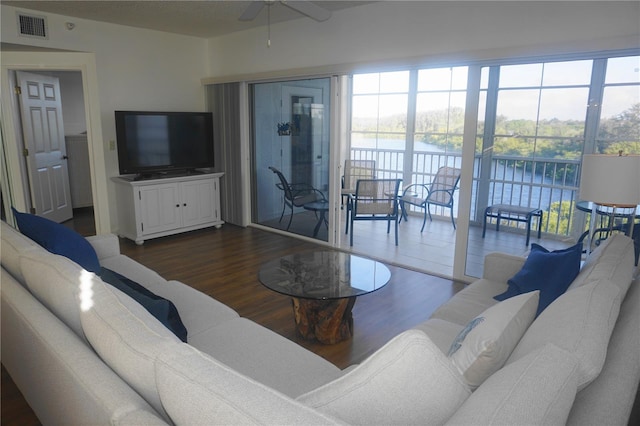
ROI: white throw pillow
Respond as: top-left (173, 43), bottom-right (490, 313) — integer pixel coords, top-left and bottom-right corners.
top-left (447, 291), bottom-right (539, 390)
top-left (297, 329), bottom-right (471, 425)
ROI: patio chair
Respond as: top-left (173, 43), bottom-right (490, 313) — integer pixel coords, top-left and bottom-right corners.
top-left (341, 159), bottom-right (376, 200)
top-left (342, 159), bottom-right (376, 233)
top-left (399, 166), bottom-right (462, 231)
top-left (349, 178), bottom-right (402, 246)
top-left (269, 166), bottom-right (325, 231)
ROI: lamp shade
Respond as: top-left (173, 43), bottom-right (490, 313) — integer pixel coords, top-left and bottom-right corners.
top-left (579, 154), bottom-right (640, 206)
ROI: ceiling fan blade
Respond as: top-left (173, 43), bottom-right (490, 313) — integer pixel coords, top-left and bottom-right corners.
top-left (239, 1), bottom-right (266, 21)
top-left (281, 1), bottom-right (332, 22)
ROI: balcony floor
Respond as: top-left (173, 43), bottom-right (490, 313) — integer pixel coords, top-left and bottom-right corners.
top-left (339, 212), bottom-right (575, 279)
top-left (261, 209), bottom-right (577, 280)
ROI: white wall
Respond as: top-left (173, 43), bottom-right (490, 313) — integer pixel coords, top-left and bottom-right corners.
top-left (206, 1), bottom-right (640, 79)
top-left (1, 4), bottom-right (208, 230)
top-left (2, 1), bottom-right (637, 231)
top-left (48, 71), bottom-right (86, 136)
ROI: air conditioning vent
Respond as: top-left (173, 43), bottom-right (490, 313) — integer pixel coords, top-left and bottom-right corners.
top-left (17, 13), bottom-right (48, 39)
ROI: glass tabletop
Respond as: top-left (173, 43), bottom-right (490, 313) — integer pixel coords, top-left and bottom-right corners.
top-left (258, 251), bottom-right (391, 300)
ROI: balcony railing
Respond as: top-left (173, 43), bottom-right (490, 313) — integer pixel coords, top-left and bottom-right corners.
top-left (350, 147), bottom-right (582, 237)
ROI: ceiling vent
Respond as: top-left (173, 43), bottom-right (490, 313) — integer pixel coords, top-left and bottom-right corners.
top-left (17, 13), bottom-right (48, 39)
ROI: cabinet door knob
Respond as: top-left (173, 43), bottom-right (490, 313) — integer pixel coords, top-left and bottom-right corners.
top-left (183, 203), bottom-right (187, 206)
top-left (176, 204), bottom-right (180, 208)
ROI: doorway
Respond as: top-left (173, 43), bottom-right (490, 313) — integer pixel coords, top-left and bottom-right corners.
top-left (252, 78), bottom-right (331, 241)
top-left (1, 51), bottom-right (109, 235)
top-left (11, 70), bottom-right (94, 233)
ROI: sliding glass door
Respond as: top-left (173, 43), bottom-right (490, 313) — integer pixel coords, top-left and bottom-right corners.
top-left (252, 78), bottom-right (331, 241)
top-left (463, 55), bottom-right (640, 278)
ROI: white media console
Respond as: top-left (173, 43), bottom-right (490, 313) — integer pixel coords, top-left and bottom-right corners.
top-left (112, 172), bottom-right (224, 245)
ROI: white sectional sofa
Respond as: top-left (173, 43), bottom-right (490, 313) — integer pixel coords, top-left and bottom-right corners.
top-left (1, 219), bottom-right (638, 425)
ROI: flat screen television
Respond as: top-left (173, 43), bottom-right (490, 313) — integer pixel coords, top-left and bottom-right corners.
top-left (115, 111), bottom-right (214, 178)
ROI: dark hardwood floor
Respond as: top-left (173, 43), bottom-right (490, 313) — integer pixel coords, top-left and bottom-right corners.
top-left (1, 220), bottom-right (465, 425)
top-left (118, 224), bottom-right (466, 368)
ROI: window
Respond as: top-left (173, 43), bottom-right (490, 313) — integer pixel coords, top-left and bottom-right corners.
top-left (351, 54), bottom-right (637, 234)
top-left (350, 67), bottom-right (467, 184)
top-left (493, 60), bottom-right (591, 162)
top-left (350, 71), bottom-right (409, 179)
top-left (597, 56), bottom-right (640, 154)
top-left (415, 67), bottom-right (468, 155)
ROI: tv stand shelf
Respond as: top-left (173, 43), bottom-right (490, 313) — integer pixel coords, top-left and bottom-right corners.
top-left (112, 172), bottom-right (224, 245)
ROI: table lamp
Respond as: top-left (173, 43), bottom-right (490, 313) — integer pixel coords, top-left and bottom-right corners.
top-left (579, 154), bottom-right (640, 254)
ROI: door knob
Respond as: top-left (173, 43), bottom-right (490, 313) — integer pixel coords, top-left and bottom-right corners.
top-left (62, 155), bottom-right (69, 160)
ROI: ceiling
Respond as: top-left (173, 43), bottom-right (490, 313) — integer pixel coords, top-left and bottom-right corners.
top-left (2, 1), bottom-right (374, 38)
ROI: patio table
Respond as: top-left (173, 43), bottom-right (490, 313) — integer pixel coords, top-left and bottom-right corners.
top-left (482, 204), bottom-right (543, 246)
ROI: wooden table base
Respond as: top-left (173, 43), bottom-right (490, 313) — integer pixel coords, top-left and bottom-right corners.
top-left (291, 297), bottom-right (356, 344)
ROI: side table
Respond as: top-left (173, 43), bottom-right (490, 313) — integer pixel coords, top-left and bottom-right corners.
top-left (482, 204), bottom-right (543, 246)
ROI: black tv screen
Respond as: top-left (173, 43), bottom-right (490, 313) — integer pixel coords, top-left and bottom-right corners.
top-left (115, 111), bottom-right (214, 176)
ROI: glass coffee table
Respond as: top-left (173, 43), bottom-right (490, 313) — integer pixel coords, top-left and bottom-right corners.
top-left (258, 251), bottom-right (391, 344)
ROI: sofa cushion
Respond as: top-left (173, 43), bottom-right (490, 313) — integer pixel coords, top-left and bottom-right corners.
top-left (80, 277), bottom-right (180, 422)
top-left (0, 221), bottom-right (43, 284)
top-left (445, 344), bottom-right (579, 426)
top-left (85, 233), bottom-right (121, 261)
top-left (99, 255), bottom-right (167, 289)
top-left (99, 256), bottom-right (240, 335)
top-left (494, 242), bottom-right (582, 316)
top-left (412, 318), bottom-right (465, 354)
top-left (448, 291), bottom-right (539, 390)
top-left (430, 278), bottom-right (507, 326)
top-left (12, 208), bottom-right (100, 273)
top-left (160, 280), bottom-right (240, 335)
top-left (297, 330), bottom-right (471, 425)
top-left (20, 250), bottom-right (96, 340)
top-left (1, 271), bottom-right (168, 426)
top-left (507, 279), bottom-right (622, 390)
top-left (569, 234), bottom-right (635, 295)
top-left (98, 267), bottom-right (188, 342)
top-left (155, 343), bottom-right (343, 425)
top-left (189, 317), bottom-right (342, 398)
top-left (566, 277), bottom-right (640, 426)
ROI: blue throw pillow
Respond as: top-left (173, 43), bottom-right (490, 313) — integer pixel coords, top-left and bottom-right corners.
top-left (98, 267), bottom-right (188, 342)
top-left (494, 242), bottom-right (582, 316)
top-left (12, 207), bottom-right (100, 273)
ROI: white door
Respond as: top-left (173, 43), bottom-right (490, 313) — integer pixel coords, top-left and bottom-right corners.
top-left (16, 71), bottom-right (73, 222)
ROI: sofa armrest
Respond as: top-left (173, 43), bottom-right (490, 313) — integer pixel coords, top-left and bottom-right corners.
top-left (483, 252), bottom-right (526, 284)
top-left (86, 234), bottom-right (121, 260)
